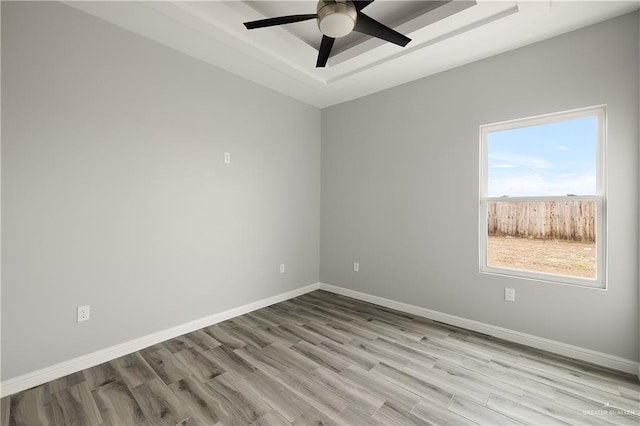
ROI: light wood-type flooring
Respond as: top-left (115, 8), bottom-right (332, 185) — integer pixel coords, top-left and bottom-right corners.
top-left (2, 290), bottom-right (639, 425)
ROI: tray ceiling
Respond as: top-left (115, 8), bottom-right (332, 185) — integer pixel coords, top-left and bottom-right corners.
top-left (65, 1), bottom-right (640, 108)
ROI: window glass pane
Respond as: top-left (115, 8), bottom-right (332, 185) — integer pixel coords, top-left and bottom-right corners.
top-left (486, 199), bottom-right (596, 279)
top-left (487, 116), bottom-right (597, 197)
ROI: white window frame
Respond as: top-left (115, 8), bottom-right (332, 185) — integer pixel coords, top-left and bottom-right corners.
top-left (479, 105), bottom-right (607, 289)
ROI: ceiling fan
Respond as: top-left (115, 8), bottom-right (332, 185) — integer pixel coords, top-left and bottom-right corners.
top-left (243, 0), bottom-right (411, 68)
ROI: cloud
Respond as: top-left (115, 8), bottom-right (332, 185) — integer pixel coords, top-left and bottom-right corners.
top-left (488, 152), bottom-right (552, 170)
top-left (557, 145), bottom-right (570, 151)
top-left (488, 173), bottom-right (596, 197)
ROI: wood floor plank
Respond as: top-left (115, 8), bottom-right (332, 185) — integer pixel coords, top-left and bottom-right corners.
top-left (340, 365), bottom-right (421, 413)
top-left (448, 395), bottom-right (524, 425)
top-left (163, 335), bottom-right (197, 354)
top-left (270, 305), bottom-right (314, 324)
top-left (373, 362), bottom-right (454, 406)
top-left (518, 354), bottom-right (623, 395)
top-left (313, 306), bottom-right (362, 323)
top-left (409, 337), bottom-right (469, 364)
top-left (486, 393), bottom-right (572, 425)
top-left (296, 294), bottom-right (343, 311)
top-left (279, 323), bottom-right (326, 345)
top-left (186, 329), bottom-right (222, 351)
top-left (302, 322), bottom-right (352, 344)
top-left (1, 394), bottom-right (9, 426)
top-left (278, 368), bottom-right (349, 419)
top-left (347, 338), bottom-right (410, 369)
top-left (7, 385), bottom-right (53, 426)
top-left (519, 391), bottom-right (618, 426)
top-left (284, 305), bottom-right (335, 325)
top-left (218, 322), bottom-right (274, 349)
top-left (49, 382), bottom-right (102, 426)
top-left (303, 367), bottom-right (385, 416)
top-left (207, 344), bottom-right (257, 379)
top-left (230, 315), bottom-right (265, 330)
top-left (92, 380), bottom-right (148, 426)
top-left (581, 386), bottom-right (640, 418)
top-left (429, 358), bottom-right (526, 402)
top-left (251, 410), bottom-right (291, 426)
top-left (83, 362), bottom-right (123, 391)
top-left (203, 324), bottom-right (246, 350)
top-left (400, 361), bottom-right (497, 406)
top-left (618, 383), bottom-right (640, 401)
top-left (110, 353), bottom-right (158, 389)
top-left (168, 376), bottom-right (230, 425)
top-left (174, 346), bottom-right (226, 381)
top-left (304, 291), bottom-right (358, 309)
top-left (206, 373), bottom-right (271, 424)
top-left (292, 405), bottom-right (337, 426)
top-left (335, 405), bottom-right (385, 426)
top-left (490, 357), bottom-right (595, 398)
top-left (47, 372), bottom-right (86, 395)
top-left (410, 398), bottom-right (475, 425)
top-left (246, 310), bottom-right (284, 328)
top-left (317, 339), bottom-right (379, 371)
top-left (130, 378), bottom-right (189, 426)
top-left (429, 335), bottom-right (494, 363)
top-left (235, 342), bottom-right (290, 377)
top-left (324, 319), bottom-right (380, 341)
top-left (262, 342), bottom-right (319, 373)
top-left (257, 325), bottom-right (304, 347)
top-left (291, 341), bottom-right (350, 373)
top-left (552, 389), bottom-right (640, 426)
top-left (371, 401), bottom-right (430, 425)
top-left (363, 319), bottom-right (425, 342)
top-left (242, 369), bottom-right (312, 422)
top-left (461, 357), bottom-right (558, 400)
top-left (373, 336), bottom-right (438, 368)
top-left (518, 346), bottom-right (638, 385)
top-left (3, 290), bottom-right (638, 426)
top-left (140, 346), bottom-right (192, 385)
top-left (459, 334), bottom-right (523, 363)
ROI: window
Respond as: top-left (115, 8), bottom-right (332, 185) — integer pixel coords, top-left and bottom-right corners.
top-left (480, 106), bottom-right (606, 288)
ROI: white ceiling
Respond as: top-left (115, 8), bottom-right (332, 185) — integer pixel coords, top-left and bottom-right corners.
top-left (66, 1), bottom-right (640, 108)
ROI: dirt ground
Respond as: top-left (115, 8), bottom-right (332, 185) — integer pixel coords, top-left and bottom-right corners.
top-left (487, 236), bottom-right (596, 278)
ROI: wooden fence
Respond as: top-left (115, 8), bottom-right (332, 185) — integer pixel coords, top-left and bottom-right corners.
top-left (487, 200), bottom-right (596, 242)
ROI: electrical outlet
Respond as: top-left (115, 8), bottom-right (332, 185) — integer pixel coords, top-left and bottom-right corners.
top-left (353, 262), bottom-right (359, 272)
top-left (504, 288), bottom-right (515, 302)
top-left (224, 152), bottom-right (231, 164)
top-left (280, 263), bottom-right (285, 273)
top-left (77, 305), bottom-right (90, 322)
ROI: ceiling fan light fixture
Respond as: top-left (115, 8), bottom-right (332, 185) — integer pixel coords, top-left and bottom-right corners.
top-left (317, 0), bottom-right (357, 38)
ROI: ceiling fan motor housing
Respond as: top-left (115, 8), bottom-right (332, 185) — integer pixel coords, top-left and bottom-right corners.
top-left (317, 0), bottom-right (357, 38)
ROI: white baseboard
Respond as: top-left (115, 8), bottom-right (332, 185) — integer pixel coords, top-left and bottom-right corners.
top-left (3, 281), bottom-right (636, 397)
top-left (0, 283), bottom-right (320, 397)
top-left (319, 283), bottom-right (640, 376)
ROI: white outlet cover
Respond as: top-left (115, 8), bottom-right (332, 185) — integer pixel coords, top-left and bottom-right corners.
top-left (280, 264), bottom-right (285, 273)
top-left (224, 152), bottom-right (231, 164)
top-left (353, 262), bottom-right (360, 272)
top-left (505, 288), bottom-right (515, 302)
top-left (77, 305), bottom-right (90, 322)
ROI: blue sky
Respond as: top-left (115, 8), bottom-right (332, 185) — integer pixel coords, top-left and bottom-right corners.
top-left (487, 116), bottom-right (597, 197)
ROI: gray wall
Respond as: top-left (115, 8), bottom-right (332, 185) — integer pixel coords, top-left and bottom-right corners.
top-left (1, 1), bottom-right (320, 380)
top-left (321, 12), bottom-right (639, 361)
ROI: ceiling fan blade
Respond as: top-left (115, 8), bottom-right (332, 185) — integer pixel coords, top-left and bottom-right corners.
top-left (353, 12), bottom-right (411, 47)
top-left (316, 35), bottom-right (335, 67)
top-left (244, 14), bottom-right (317, 30)
top-left (353, 1), bottom-right (375, 11)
